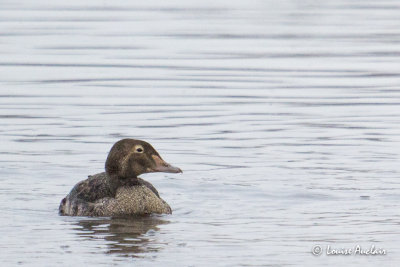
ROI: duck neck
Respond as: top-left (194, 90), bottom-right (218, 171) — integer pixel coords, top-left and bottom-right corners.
top-left (107, 173), bottom-right (139, 195)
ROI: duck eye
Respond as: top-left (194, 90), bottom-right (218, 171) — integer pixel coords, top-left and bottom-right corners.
top-left (135, 146), bottom-right (144, 153)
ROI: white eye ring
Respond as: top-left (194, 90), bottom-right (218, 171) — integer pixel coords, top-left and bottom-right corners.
top-left (135, 145), bottom-right (144, 153)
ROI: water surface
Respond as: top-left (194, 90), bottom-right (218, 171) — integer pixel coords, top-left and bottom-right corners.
top-left (1, 0), bottom-right (400, 266)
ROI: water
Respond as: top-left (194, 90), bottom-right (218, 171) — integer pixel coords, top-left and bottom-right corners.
top-left (1, 0), bottom-right (400, 266)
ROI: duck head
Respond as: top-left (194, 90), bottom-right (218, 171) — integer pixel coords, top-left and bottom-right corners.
top-left (105, 138), bottom-right (182, 179)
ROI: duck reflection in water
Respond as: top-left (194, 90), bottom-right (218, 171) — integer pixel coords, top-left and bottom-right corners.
top-left (75, 215), bottom-right (170, 256)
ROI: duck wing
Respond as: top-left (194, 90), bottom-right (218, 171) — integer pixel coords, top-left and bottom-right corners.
top-left (59, 172), bottom-right (112, 216)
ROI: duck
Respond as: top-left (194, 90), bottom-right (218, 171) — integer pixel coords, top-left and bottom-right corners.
top-left (59, 138), bottom-right (182, 217)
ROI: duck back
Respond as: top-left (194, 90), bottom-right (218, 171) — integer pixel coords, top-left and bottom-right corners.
top-left (59, 173), bottom-right (171, 217)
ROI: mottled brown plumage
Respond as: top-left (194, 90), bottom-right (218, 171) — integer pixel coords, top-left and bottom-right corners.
top-left (59, 139), bottom-right (181, 217)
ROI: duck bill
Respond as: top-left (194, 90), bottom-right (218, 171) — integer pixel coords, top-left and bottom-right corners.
top-left (151, 155), bottom-right (182, 173)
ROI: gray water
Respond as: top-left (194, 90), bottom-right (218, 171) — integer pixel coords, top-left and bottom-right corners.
top-left (1, 0), bottom-right (400, 266)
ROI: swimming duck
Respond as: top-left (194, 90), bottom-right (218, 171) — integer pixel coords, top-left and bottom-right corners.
top-left (59, 139), bottom-right (182, 217)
